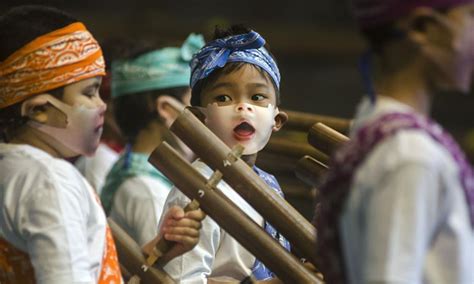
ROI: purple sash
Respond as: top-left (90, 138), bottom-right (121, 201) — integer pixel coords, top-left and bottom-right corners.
top-left (314, 112), bottom-right (474, 283)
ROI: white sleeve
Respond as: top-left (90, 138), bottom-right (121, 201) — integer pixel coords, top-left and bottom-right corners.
top-left (110, 178), bottom-right (161, 247)
top-left (19, 170), bottom-right (96, 284)
top-left (358, 162), bottom-right (441, 283)
top-left (161, 187), bottom-right (219, 284)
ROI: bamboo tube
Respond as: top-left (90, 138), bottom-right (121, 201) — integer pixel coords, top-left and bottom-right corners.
top-left (295, 155), bottom-right (329, 187)
top-left (283, 109), bottom-right (351, 133)
top-left (308, 123), bottom-right (349, 156)
top-left (265, 137), bottom-right (330, 164)
top-left (108, 218), bottom-right (175, 283)
top-left (149, 142), bottom-right (322, 283)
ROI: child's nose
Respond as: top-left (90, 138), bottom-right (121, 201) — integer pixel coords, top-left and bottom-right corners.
top-left (98, 102), bottom-right (107, 117)
top-left (235, 103), bottom-right (254, 113)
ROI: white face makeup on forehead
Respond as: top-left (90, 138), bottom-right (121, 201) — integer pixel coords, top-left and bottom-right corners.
top-left (199, 64), bottom-right (280, 155)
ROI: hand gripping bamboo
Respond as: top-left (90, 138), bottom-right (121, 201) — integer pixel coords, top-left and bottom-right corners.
top-left (141, 145), bottom-right (245, 270)
top-left (149, 142), bottom-right (322, 283)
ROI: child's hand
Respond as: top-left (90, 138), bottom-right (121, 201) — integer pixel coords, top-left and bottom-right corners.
top-left (143, 205), bottom-right (206, 265)
top-left (162, 205), bottom-right (205, 256)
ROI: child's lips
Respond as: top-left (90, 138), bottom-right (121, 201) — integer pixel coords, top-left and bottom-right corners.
top-left (233, 121), bottom-right (255, 141)
top-left (95, 121), bottom-right (104, 132)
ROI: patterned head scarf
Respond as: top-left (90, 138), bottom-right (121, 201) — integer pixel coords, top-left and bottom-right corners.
top-left (352, 0), bottom-right (474, 29)
top-left (111, 33), bottom-right (205, 98)
top-left (189, 30), bottom-right (279, 105)
top-left (0, 22), bottom-right (105, 109)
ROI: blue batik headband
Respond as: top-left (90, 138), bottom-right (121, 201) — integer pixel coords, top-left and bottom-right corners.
top-left (189, 31), bottom-right (280, 91)
top-left (112, 33), bottom-right (205, 98)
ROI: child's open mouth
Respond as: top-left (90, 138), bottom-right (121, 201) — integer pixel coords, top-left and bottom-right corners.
top-left (233, 121), bottom-right (255, 141)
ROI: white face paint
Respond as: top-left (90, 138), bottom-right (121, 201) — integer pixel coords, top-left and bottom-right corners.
top-left (28, 96), bottom-right (105, 156)
top-left (200, 102), bottom-right (279, 155)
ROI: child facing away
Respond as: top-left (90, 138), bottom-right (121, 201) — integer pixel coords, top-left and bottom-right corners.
top-left (0, 5), bottom-right (203, 283)
top-left (315, 1), bottom-right (474, 283)
top-left (160, 25), bottom-right (291, 283)
top-left (101, 34), bottom-right (205, 248)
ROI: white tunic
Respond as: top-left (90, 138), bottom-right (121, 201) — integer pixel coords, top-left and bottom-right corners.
top-left (161, 160), bottom-right (264, 283)
top-left (109, 175), bottom-right (172, 246)
top-left (0, 143), bottom-right (108, 284)
top-left (340, 97), bottom-right (474, 284)
top-left (75, 143), bottom-right (119, 195)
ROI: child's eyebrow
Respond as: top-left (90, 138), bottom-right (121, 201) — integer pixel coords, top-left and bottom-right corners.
top-left (208, 82), bottom-right (234, 90)
top-left (247, 82), bottom-right (271, 89)
top-left (83, 81), bottom-right (101, 92)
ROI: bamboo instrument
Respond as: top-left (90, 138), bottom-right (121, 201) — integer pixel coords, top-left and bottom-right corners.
top-left (265, 137), bottom-right (329, 164)
top-left (283, 109), bottom-right (351, 133)
top-left (295, 155), bottom-right (329, 187)
top-left (308, 122), bottom-right (349, 156)
top-left (149, 142), bottom-right (322, 283)
top-left (108, 218), bottom-right (175, 284)
top-left (170, 108), bottom-right (318, 267)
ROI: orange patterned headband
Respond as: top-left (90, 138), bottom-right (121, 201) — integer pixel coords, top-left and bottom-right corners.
top-left (0, 22), bottom-right (106, 109)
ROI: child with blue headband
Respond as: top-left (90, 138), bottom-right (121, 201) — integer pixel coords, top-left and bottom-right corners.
top-left (161, 25), bottom-right (289, 283)
top-left (100, 34), bottom-right (206, 263)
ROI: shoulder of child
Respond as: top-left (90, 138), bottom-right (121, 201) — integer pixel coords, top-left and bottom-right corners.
top-left (365, 128), bottom-right (455, 176)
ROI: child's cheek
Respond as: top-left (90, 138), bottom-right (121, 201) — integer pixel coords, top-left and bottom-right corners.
top-left (202, 103), bottom-right (236, 146)
top-left (248, 104), bottom-right (277, 154)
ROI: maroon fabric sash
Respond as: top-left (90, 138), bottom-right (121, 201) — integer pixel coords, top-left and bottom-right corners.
top-left (314, 112), bottom-right (474, 283)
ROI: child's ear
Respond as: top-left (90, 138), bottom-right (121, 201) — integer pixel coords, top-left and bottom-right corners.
top-left (273, 109), bottom-right (288, 132)
top-left (404, 7), bottom-right (454, 49)
top-left (156, 95), bottom-right (185, 128)
top-left (21, 94), bottom-right (67, 127)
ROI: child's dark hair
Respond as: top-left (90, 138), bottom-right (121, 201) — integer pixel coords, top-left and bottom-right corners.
top-left (0, 5), bottom-right (77, 141)
top-left (360, 23), bottom-right (399, 54)
top-left (360, 7), bottom-right (449, 54)
top-left (191, 25), bottom-right (281, 106)
top-left (112, 41), bottom-right (190, 144)
top-left (113, 87), bottom-right (189, 144)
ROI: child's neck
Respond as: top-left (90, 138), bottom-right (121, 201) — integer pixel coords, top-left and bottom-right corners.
top-left (375, 60), bottom-right (432, 116)
top-left (9, 126), bottom-right (64, 158)
top-left (242, 153), bottom-right (257, 167)
top-left (131, 121), bottom-right (166, 155)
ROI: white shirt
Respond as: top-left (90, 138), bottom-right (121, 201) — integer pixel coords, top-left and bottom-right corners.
top-left (109, 175), bottom-right (172, 247)
top-left (340, 97), bottom-right (474, 284)
top-left (75, 143), bottom-right (119, 194)
top-left (0, 143), bottom-right (108, 284)
top-left (162, 160), bottom-right (264, 283)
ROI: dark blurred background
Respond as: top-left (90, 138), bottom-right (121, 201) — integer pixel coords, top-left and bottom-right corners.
top-left (2, 0), bottom-right (473, 217)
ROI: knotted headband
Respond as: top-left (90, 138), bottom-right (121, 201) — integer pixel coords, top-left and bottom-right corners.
top-left (0, 22), bottom-right (105, 109)
top-left (190, 30), bottom-right (280, 91)
top-left (111, 33), bottom-right (205, 98)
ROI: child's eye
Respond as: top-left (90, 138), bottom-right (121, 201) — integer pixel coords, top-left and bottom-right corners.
top-left (82, 88), bottom-right (99, 98)
top-left (251, 94), bottom-right (266, 101)
top-left (215, 95), bottom-right (232, 102)
top-left (82, 92), bottom-right (95, 98)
